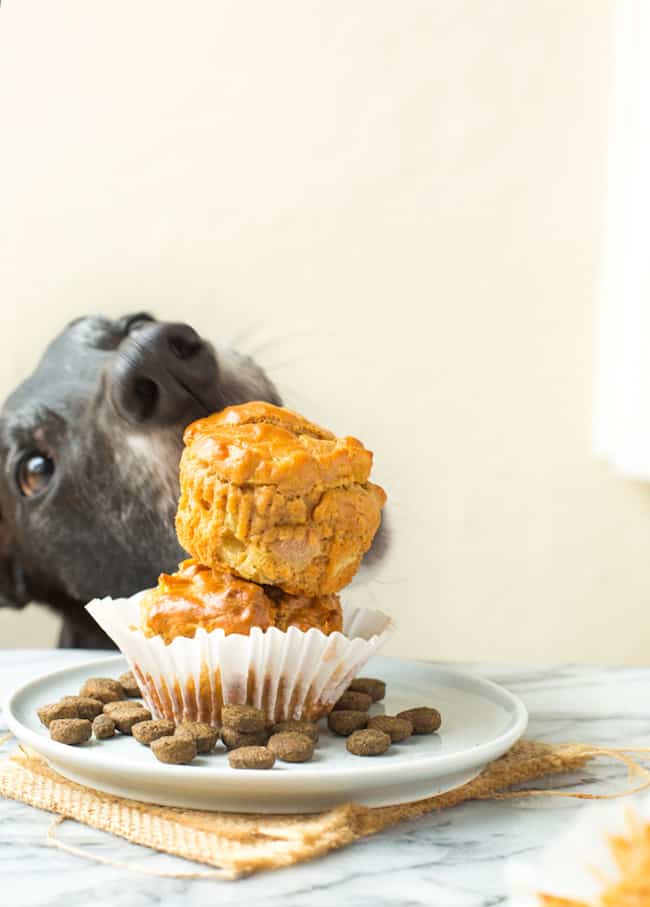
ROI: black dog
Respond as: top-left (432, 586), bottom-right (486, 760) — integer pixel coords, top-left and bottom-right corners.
top-left (0, 313), bottom-right (282, 648)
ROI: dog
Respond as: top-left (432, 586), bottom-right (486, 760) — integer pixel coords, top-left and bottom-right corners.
top-left (0, 313), bottom-right (282, 648)
top-left (0, 313), bottom-right (386, 649)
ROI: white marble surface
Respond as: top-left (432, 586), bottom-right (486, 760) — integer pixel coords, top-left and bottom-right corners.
top-left (1, 651), bottom-right (648, 907)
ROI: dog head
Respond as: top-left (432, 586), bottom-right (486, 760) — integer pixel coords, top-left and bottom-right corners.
top-left (0, 313), bottom-right (281, 625)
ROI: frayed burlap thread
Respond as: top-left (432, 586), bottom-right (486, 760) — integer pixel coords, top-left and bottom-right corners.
top-left (0, 741), bottom-right (641, 879)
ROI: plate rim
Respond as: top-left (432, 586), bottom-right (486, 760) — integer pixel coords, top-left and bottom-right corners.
top-left (3, 653), bottom-right (528, 787)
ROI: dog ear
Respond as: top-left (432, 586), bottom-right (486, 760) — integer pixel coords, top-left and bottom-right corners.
top-left (0, 514), bottom-right (29, 609)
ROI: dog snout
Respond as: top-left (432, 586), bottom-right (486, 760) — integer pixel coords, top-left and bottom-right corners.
top-left (109, 322), bottom-right (218, 425)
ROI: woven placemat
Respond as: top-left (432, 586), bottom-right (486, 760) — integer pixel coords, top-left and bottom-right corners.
top-left (1, 739), bottom-right (639, 879)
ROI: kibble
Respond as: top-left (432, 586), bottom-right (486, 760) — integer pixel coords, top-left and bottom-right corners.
top-left (271, 720), bottom-right (319, 743)
top-left (267, 732), bottom-right (314, 763)
top-left (92, 714), bottom-right (116, 739)
top-left (49, 718), bottom-right (92, 746)
top-left (221, 727), bottom-right (268, 750)
top-left (348, 677), bottom-right (386, 702)
top-left (368, 715), bottom-right (413, 743)
top-left (346, 728), bottom-right (391, 756)
top-left (175, 722), bottom-right (219, 753)
top-left (151, 735), bottom-right (197, 764)
top-left (37, 701), bottom-right (79, 727)
top-left (228, 746), bottom-right (275, 770)
top-left (396, 707), bottom-right (441, 734)
top-left (80, 678), bottom-right (125, 703)
top-left (327, 710), bottom-right (368, 736)
top-left (221, 704), bottom-right (265, 733)
top-left (105, 702), bottom-right (152, 734)
top-left (60, 696), bottom-right (104, 720)
top-left (132, 719), bottom-right (176, 746)
top-left (332, 690), bottom-right (373, 712)
top-left (103, 699), bottom-right (145, 715)
top-left (117, 671), bottom-right (141, 697)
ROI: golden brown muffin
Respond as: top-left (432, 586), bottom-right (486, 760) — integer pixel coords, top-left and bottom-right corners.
top-left (265, 587), bottom-right (343, 635)
top-left (140, 560), bottom-right (275, 643)
top-left (139, 559), bottom-right (343, 643)
top-left (175, 402), bottom-right (386, 595)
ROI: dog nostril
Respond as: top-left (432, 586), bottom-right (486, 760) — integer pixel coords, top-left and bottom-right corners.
top-left (132, 377), bottom-right (159, 420)
top-left (168, 334), bottom-right (202, 361)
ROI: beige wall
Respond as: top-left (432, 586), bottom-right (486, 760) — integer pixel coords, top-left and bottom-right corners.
top-left (3, 0), bottom-right (644, 662)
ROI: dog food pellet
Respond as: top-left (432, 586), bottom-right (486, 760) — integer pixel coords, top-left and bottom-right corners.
top-left (228, 746), bottom-right (275, 770)
top-left (151, 735), bottom-right (197, 765)
top-left (348, 678), bottom-right (386, 702)
top-left (117, 671), bottom-right (141, 697)
top-left (60, 696), bottom-right (105, 721)
top-left (221, 727), bottom-right (268, 750)
top-left (92, 714), bottom-right (116, 739)
top-left (332, 690), bottom-right (373, 712)
top-left (106, 703), bottom-right (152, 734)
top-left (267, 732), bottom-right (314, 763)
top-left (396, 707), bottom-right (441, 734)
top-left (368, 715), bottom-right (413, 742)
top-left (103, 700), bottom-right (144, 715)
top-left (37, 701), bottom-right (79, 727)
top-left (80, 678), bottom-right (125, 703)
top-left (271, 720), bottom-right (319, 743)
top-left (175, 722), bottom-right (219, 753)
top-left (49, 718), bottom-right (92, 746)
top-left (221, 704), bottom-right (265, 733)
top-left (346, 728), bottom-right (391, 756)
top-left (132, 719), bottom-right (176, 745)
top-left (327, 709), bottom-right (369, 736)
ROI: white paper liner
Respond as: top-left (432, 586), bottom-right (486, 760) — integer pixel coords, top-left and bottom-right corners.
top-left (85, 593), bottom-right (394, 724)
top-left (507, 793), bottom-right (650, 905)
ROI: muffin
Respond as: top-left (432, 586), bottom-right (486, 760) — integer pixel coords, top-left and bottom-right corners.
top-left (140, 559), bottom-right (342, 644)
top-left (175, 402), bottom-right (386, 595)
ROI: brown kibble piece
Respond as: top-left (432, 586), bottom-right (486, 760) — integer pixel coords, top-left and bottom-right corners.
top-left (37, 701), bottom-right (79, 727)
top-left (49, 718), bottom-right (92, 745)
top-left (60, 696), bottom-right (104, 720)
top-left (118, 671), bottom-right (141, 697)
top-left (106, 703), bottom-right (152, 734)
top-left (221, 727), bottom-right (268, 750)
top-left (103, 700), bottom-right (145, 715)
top-left (221, 704), bottom-right (265, 733)
top-left (270, 720), bottom-right (319, 743)
top-left (132, 719), bottom-right (176, 745)
top-left (92, 715), bottom-right (116, 739)
top-left (228, 746), bottom-right (275, 770)
top-left (79, 678), bottom-right (125, 703)
top-left (267, 732), bottom-right (314, 763)
top-left (332, 690), bottom-right (373, 712)
top-left (346, 728), bottom-right (391, 756)
top-left (151, 735), bottom-right (197, 764)
top-left (396, 707), bottom-right (441, 734)
top-left (348, 677), bottom-right (386, 702)
top-left (368, 715), bottom-right (413, 742)
top-left (175, 722), bottom-right (219, 753)
top-left (327, 710), bottom-right (368, 736)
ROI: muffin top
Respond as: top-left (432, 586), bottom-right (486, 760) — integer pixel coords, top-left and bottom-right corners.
top-left (140, 559), bottom-right (343, 643)
top-left (182, 402), bottom-right (375, 494)
top-left (140, 560), bottom-right (275, 643)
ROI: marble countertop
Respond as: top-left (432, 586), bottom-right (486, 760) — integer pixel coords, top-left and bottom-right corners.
top-left (1, 650), bottom-right (648, 907)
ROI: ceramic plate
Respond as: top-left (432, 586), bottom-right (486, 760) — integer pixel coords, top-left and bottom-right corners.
top-left (4, 654), bottom-right (527, 814)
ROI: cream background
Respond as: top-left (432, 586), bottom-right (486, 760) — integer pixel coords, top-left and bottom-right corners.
top-left (1, 0), bottom-right (645, 662)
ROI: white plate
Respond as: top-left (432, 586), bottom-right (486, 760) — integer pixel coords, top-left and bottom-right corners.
top-left (4, 654), bottom-right (527, 814)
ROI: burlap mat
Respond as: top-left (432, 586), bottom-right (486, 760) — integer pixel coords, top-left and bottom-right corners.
top-left (1, 739), bottom-right (640, 879)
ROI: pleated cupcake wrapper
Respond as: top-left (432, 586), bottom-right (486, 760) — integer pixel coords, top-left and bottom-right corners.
top-left (85, 594), bottom-right (394, 724)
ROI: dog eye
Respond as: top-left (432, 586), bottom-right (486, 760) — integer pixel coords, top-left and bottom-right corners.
top-left (16, 453), bottom-right (55, 498)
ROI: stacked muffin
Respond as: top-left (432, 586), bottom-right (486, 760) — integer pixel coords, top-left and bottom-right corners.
top-left (87, 402), bottom-right (392, 724)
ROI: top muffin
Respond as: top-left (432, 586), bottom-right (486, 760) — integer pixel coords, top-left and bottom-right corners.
top-left (175, 402), bottom-right (386, 595)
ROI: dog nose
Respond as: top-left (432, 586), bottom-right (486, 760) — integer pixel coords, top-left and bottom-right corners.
top-left (110, 322), bottom-right (218, 425)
